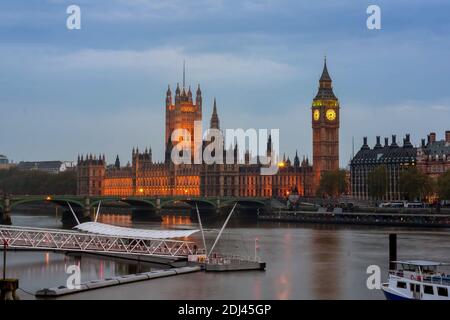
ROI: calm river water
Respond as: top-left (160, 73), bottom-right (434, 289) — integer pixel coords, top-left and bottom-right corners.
top-left (5, 211), bottom-right (450, 300)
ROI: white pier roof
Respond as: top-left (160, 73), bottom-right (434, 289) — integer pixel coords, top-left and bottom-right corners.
top-left (74, 222), bottom-right (199, 239)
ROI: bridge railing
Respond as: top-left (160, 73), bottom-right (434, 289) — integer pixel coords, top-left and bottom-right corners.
top-left (0, 225), bottom-right (197, 258)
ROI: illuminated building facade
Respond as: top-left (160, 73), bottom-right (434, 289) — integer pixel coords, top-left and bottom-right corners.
top-left (311, 58), bottom-right (340, 191)
top-left (77, 61), bottom-right (339, 198)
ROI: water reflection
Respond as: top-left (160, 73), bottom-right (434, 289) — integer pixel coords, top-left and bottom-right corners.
top-left (98, 213), bottom-right (132, 227)
top-left (7, 211), bottom-right (450, 300)
top-left (310, 229), bottom-right (342, 299)
top-left (162, 214), bottom-right (192, 226)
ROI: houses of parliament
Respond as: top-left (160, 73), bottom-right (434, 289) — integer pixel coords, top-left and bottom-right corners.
top-left (76, 59), bottom-right (340, 198)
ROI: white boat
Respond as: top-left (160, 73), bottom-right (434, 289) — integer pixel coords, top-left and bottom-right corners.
top-left (381, 260), bottom-right (450, 300)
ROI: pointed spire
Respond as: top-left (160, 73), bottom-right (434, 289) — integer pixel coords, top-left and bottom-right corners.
top-left (210, 98), bottom-right (220, 129)
top-left (266, 134), bottom-right (273, 158)
top-left (320, 55), bottom-right (332, 82)
top-left (196, 84), bottom-right (201, 95)
top-left (294, 150), bottom-right (300, 167)
top-left (314, 56), bottom-right (336, 100)
top-left (115, 154), bottom-right (120, 168)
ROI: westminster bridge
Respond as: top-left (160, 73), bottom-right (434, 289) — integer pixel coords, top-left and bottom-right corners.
top-left (0, 195), bottom-right (272, 225)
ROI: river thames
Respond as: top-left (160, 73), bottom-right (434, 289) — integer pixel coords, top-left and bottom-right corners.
top-left (6, 211), bottom-right (450, 300)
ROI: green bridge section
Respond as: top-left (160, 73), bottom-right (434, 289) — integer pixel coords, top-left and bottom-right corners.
top-left (0, 195), bottom-right (271, 225)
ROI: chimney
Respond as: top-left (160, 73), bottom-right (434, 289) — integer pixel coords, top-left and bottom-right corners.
top-left (384, 137), bottom-right (389, 147)
top-left (430, 132), bottom-right (436, 144)
top-left (421, 139), bottom-right (426, 148)
top-left (390, 135), bottom-right (398, 148)
top-left (361, 137), bottom-right (370, 150)
top-left (446, 130), bottom-right (450, 143)
top-left (403, 134), bottom-right (413, 148)
top-left (374, 136), bottom-right (382, 149)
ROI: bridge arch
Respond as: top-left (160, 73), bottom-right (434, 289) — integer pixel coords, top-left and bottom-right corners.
top-left (10, 196), bottom-right (84, 210)
top-left (219, 198), bottom-right (267, 209)
top-left (160, 198), bottom-right (217, 209)
top-left (91, 197), bottom-right (156, 209)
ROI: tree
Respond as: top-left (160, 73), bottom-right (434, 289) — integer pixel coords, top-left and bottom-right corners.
top-left (317, 169), bottom-right (348, 198)
top-left (437, 170), bottom-right (450, 200)
top-left (0, 168), bottom-right (76, 195)
top-left (398, 167), bottom-right (434, 201)
top-left (368, 165), bottom-right (388, 201)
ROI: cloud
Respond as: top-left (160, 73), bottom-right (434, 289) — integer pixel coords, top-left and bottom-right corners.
top-left (45, 46), bottom-right (296, 86)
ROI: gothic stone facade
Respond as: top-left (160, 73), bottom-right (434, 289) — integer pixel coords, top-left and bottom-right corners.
top-left (77, 61), bottom-right (337, 198)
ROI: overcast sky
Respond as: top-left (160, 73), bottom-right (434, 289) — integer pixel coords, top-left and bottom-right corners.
top-left (0, 0), bottom-right (449, 167)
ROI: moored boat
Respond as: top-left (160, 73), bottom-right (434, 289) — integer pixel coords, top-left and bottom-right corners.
top-left (381, 260), bottom-right (450, 300)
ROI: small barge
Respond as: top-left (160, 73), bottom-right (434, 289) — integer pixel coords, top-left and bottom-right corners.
top-left (258, 210), bottom-right (450, 228)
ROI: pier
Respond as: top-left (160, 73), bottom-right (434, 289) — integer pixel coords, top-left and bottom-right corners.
top-left (0, 225), bottom-right (198, 259)
top-left (35, 266), bottom-right (201, 297)
top-left (258, 210), bottom-right (450, 228)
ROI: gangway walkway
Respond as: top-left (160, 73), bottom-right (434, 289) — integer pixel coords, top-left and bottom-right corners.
top-left (0, 225), bottom-right (197, 258)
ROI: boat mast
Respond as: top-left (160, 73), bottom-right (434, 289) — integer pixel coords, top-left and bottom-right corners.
top-left (94, 201), bottom-right (102, 222)
top-left (67, 202), bottom-right (80, 225)
top-left (207, 202), bottom-right (238, 259)
top-left (195, 203), bottom-right (208, 256)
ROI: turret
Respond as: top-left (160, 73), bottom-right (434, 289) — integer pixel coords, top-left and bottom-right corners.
top-left (115, 155), bottom-right (120, 169)
top-left (188, 86), bottom-right (193, 103)
top-left (286, 156), bottom-right (291, 167)
top-left (210, 98), bottom-right (220, 129)
top-left (294, 150), bottom-right (300, 167)
top-left (166, 85), bottom-right (172, 107)
top-left (266, 134), bottom-right (273, 159)
top-left (175, 83), bottom-right (181, 104)
top-left (196, 84), bottom-right (202, 109)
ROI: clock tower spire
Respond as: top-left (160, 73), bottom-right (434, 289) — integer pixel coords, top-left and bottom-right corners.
top-left (311, 57), bottom-right (340, 192)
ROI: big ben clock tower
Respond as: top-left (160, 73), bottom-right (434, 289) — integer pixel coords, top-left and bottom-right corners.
top-left (311, 58), bottom-right (340, 191)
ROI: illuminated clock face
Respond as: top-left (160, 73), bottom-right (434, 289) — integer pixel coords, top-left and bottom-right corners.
top-left (326, 109), bottom-right (336, 121)
top-left (313, 109), bottom-right (320, 121)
